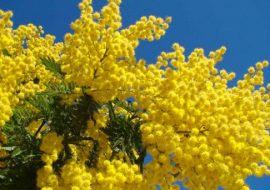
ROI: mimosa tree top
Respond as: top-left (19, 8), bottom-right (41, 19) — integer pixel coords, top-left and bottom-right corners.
top-left (0, 0), bottom-right (270, 189)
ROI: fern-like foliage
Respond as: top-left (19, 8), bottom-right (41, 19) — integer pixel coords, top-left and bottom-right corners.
top-left (37, 82), bottom-right (75, 96)
top-left (1, 106), bottom-right (43, 190)
top-left (50, 94), bottom-right (100, 172)
top-left (40, 57), bottom-right (64, 78)
top-left (101, 99), bottom-right (146, 173)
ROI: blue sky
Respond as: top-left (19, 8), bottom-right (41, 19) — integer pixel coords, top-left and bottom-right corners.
top-left (1, 0), bottom-right (270, 189)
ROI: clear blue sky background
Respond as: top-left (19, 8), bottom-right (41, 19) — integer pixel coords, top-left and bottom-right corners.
top-left (1, 0), bottom-right (270, 189)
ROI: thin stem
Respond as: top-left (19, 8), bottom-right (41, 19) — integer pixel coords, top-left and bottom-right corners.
top-left (34, 120), bottom-right (46, 137)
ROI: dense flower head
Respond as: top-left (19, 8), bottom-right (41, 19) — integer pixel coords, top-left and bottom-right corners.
top-left (1, 0), bottom-right (270, 190)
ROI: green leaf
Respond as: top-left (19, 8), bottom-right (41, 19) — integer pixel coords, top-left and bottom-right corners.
top-left (0, 146), bottom-right (16, 151)
top-left (36, 82), bottom-right (75, 96)
top-left (0, 175), bottom-right (6, 180)
top-left (11, 148), bottom-right (24, 158)
top-left (27, 94), bottom-right (54, 120)
top-left (40, 57), bottom-right (64, 78)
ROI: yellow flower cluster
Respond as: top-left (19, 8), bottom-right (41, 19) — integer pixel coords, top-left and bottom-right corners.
top-left (139, 46), bottom-right (270, 189)
top-left (38, 161), bottom-right (93, 190)
top-left (39, 132), bottom-right (64, 173)
top-left (37, 132), bottom-right (64, 189)
top-left (91, 160), bottom-right (149, 190)
top-left (86, 107), bottom-right (111, 160)
top-left (1, 0), bottom-right (270, 189)
top-left (59, 161), bottom-right (93, 190)
top-left (0, 10), bottom-right (62, 131)
top-left (61, 0), bottom-right (171, 102)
